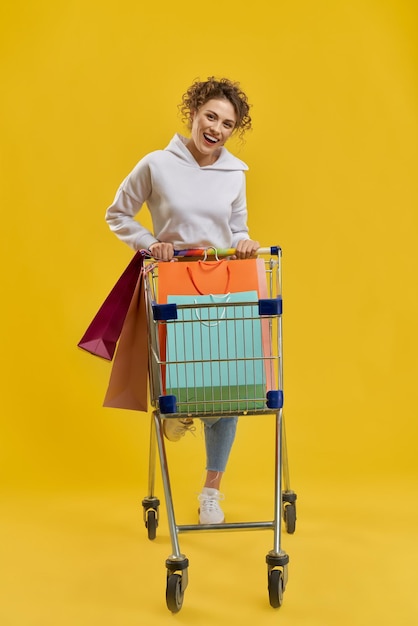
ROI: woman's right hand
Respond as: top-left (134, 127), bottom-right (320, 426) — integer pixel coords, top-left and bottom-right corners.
top-left (149, 241), bottom-right (175, 261)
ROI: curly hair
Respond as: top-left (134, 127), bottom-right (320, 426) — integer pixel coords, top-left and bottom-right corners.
top-left (179, 76), bottom-right (252, 138)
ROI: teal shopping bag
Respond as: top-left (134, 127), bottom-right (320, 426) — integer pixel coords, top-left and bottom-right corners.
top-left (165, 291), bottom-right (266, 413)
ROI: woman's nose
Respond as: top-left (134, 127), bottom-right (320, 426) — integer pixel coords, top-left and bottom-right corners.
top-left (211, 120), bottom-right (222, 134)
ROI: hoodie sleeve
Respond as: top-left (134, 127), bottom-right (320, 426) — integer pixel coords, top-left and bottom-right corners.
top-left (105, 157), bottom-right (159, 251)
top-left (229, 171), bottom-right (250, 247)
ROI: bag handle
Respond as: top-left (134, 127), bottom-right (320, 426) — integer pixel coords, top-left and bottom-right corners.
top-left (194, 294), bottom-right (231, 327)
top-left (186, 261), bottom-right (231, 295)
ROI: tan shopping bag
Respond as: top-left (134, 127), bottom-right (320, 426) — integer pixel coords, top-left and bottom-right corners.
top-left (103, 272), bottom-right (148, 411)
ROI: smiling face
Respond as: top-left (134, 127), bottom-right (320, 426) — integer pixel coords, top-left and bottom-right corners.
top-left (186, 98), bottom-right (237, 166)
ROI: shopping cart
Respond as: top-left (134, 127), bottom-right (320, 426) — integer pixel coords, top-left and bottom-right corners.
top-left (141, 246), bottom-right (297, 613)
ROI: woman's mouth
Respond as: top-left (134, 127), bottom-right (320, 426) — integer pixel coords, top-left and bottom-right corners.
top-left (203, 133), bottom-right (219, 145)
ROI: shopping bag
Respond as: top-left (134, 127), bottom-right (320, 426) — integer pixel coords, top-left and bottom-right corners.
top-left (165, 291), bottom-right (266, 412)
top-left (77, 251), bottom-right (144, 360)
top-left (158, 258), bottom-right (268, 301)
top-left (102, 273), bottom-right (148, 411)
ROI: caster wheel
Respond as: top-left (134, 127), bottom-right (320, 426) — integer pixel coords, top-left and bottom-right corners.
top-left (166, 573), bottom-right (184, 613)
top-left (283, 502), bottom-right (296, 534)
top-left (146, 509), bottom-right (157, 540)
top-left (268, 569), bottom-right (284, 608)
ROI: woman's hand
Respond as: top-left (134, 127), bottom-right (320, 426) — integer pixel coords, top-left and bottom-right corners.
top-left (149, 241), bottom-right (175, 261)
top-left (235, 238), bottom-right (260, 259)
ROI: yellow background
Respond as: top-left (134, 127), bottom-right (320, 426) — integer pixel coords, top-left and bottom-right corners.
top-left (1, 1), bottom-right (417, 624)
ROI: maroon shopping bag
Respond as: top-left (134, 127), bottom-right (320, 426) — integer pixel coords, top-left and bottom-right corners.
top-left (77, 251), bottom-right (144, 360)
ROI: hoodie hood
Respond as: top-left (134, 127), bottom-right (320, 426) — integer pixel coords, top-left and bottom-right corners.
top-left (164, 133), bottom-right (249, 171)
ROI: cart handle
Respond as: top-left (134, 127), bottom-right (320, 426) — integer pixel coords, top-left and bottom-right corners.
top-left (143, 246), bottom-right (281, 259)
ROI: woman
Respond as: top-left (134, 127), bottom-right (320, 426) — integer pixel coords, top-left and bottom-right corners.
top-left (105, 77), bottom-right (259, 524)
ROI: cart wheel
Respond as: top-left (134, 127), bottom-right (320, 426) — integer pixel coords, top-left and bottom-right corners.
top-left (146, 509), bottom-right (157, 540)
top-left (142, 497), bottom-right (159, 540)
top-left (268, 569), bottom-right (284, 608)
top-left (166, 573), bottom-right (184, 613)
top-left (283, 503), bottom-right (296, 534)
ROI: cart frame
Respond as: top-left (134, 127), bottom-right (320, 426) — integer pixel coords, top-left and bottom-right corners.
top-left (141, 246), bottom-right (297, 612)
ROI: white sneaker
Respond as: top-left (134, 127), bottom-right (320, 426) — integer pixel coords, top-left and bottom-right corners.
top-left (163, 418), bottom-right (194, 442)
top-left (198, 488), bottom-right (225, 524)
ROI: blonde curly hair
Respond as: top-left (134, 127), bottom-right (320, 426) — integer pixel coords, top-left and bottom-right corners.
top-left (179, 76), bottom-right (252, 138)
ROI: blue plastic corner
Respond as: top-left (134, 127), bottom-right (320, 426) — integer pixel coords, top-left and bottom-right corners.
top-left (152, 303), bottom-right (178, 321)
top-left (259, 297), bottom-right (282, 316)
top-left (266, 390), bottom-right (284, 409)
top-left (159, 394), bottom-right (177, 414)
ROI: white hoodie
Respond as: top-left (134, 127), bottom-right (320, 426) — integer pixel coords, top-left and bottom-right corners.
top-left (105, 134), bottom-right (250, 251)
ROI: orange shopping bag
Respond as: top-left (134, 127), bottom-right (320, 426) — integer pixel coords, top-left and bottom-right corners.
top-left (157, 258), bottom-right (267, 301)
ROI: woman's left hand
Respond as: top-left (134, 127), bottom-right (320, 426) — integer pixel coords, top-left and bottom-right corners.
top-left (235, 238), bottom-right (260, 259)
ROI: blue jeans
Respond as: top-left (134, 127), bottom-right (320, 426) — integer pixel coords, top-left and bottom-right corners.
top-left (200, 416), bottom-right (238, 473)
